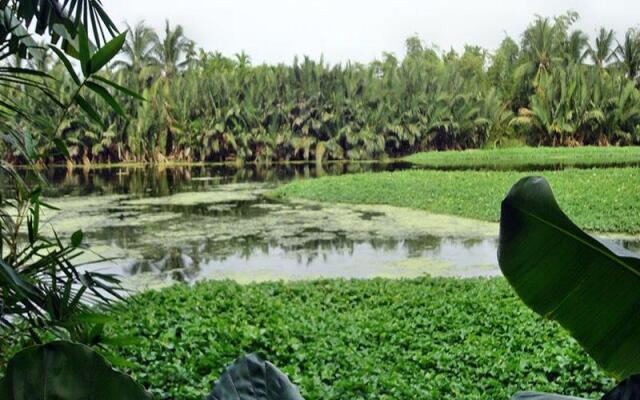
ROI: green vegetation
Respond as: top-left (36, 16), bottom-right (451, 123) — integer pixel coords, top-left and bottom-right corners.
top-left (273, 168), bottom-right (640, 233)
top-left (404, 146), bottom-right (640, 168)
top-left (1, 0), bottom-right (137, 358)
top-left (4, 12), bottom-right (640, 165)
top-left (109, 278), bottom-right (613, 399)
top-left (3, 2), bottom-right (640, 398)
top-left (498, 176), bottom-right (640, 380)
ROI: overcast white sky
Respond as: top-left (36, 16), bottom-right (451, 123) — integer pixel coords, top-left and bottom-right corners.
top-left (107, 0), bottom-right (640, 65)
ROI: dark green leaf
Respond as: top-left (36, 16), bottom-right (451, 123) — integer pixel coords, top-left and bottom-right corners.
top-left (35, 0), bottom-right (51, 35)
top-left (29, 186), bottom-right (41, 202)
top-left (85, 81), bottom-right (125, 117)
top-left (24, 131), bottom-right (35, 158)
top-left (49, 45), bottom-right (81, 85)
top-left (513, 378), bottom-right (640, 400)
top-left (0, 66), bottom-right (50, 78)
top-left (602, 375), bottom-right (640, 400)
top-left (71, 230), bottom-right (83, 247)
top-left (511, 393), bottom-right (587, 399)
top-left (52, 138), bottom-right (70, 159)
top-left (92, 75), bottom-right (145, 101)
top-left (39, 201), bottom-right (60, 211)
top-left (78, 25), bottom-right (91, 77)
top-left (207, 353), bottom-right (304, 400)
top-left (0, 259), bottom-right (43, 303)
top-left (498, 176), bottom-right (640, 379)
top-left (27, 215), bottom-right (34, 243)
top-left (1, 341), bottom-right (151, 400)
top-left (0, 376), bottom-right (8, 399)
top-left (73, 94), bottom-right (103, 127)
top-left (90, 31), bottom-right (127, 74)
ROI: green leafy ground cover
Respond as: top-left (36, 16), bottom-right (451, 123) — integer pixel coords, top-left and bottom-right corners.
top-left (272, 168), bottom-right (640, 233)
top-left (404, 147), bottom-right (640, 169)
top-left (112, 278), bottom-right (612, 399)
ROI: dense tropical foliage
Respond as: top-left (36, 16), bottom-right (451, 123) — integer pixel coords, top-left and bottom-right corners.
top-left (2, 12), bottom-right (640, 165)
top-left (1, 0), bottom-right (139, 365)
top-left (3, 2), bottom-right (640, 399)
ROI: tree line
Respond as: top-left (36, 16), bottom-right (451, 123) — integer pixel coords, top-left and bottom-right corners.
top-left (4, 11), bottom-right (640, 165)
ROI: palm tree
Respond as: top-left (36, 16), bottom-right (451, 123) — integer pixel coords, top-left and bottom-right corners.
top-left (155, 20), bottom-right (193, 78)
top-left (184, 40), bottom-right (197, 69)
top-left (588, 27), bottom-right (616, 69)
top-left (113, 21), bottom-right (160, 80)
top-left (615, 29), bottom-right (640, 85)
top-left (510, 66), bottom-right (579, 145)
top-left (565, 30), bottom-right (589, 64)
top-left (234, 51), bottom-right (252, 69)
top-left (516, 16), bottom-right (565, 86)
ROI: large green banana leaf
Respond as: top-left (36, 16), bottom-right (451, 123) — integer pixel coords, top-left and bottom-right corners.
top-left (207, 353), bottom-right (304, 400)
top-left (0, 341), bottom-right (151, 399)
top-left (498, 176), bottom-right (640, 379)
top-left (511, 374), bottom-right (640, 399)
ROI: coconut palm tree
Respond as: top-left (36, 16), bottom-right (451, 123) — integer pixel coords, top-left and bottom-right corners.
top-left (516, 16), bottom-right (565, 86)
top-left (113, 21), bottom-right (160, 82)
top-left (565, 30), bottom-right (589, 64)
top-left (588, 27), bottom-right (616, 69)
top-left (234, 51), bottom-right (252, 69)
top-left (615, 29), bottom-right (640, 85)
top-left (155, 20), bottom-right (194, 78)
top-left (4, 15), bottom-right (640, 163)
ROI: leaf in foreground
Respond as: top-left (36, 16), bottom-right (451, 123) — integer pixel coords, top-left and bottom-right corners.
top-left (498, 176), bottom-right (640, 379)
top-left (207, 353), bottom-right (304, 400)
top-left (0, 341), bottom-right (151, 399)
top-left (512, 374), bottom-right (640, 400)
top-left (512, 393), bottom-right (587, 399)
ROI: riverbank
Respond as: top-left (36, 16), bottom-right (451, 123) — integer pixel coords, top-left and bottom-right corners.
top-left (272, 168), bottom-right (640, 234)
top-left (404, 146), bottom-right (640, 169)
top-left (109, 277), bottom-right (612, 399)
top-left (10, 146), bottom-right (640, 171)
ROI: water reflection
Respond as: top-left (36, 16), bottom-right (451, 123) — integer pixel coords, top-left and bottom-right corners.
top-left (123, 234), bottom-right (501, 284)
top-left (24, 163), bottom-right (640, 289)
top-left (38, 161), bottom-right (415, 198)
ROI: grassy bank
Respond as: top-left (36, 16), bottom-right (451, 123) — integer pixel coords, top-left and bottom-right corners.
top-left (404, 147), bottom-right (640, 169)
top-left (112, 278), bottom-right (612, 399)
top-left (272, 168), bottom-right (640, 234)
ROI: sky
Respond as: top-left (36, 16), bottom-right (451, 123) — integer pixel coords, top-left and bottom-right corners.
top-left (107, 0), bottom-right (640, 65)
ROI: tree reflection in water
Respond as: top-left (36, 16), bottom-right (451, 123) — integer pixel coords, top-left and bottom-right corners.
top-left (30, 162), bottom-right (640, 286)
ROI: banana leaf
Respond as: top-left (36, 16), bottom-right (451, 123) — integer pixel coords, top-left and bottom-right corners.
top-left (511, 374), bottom-right (640, 400)
top-left (498, 176), bottom-right (640, 379)
top-left (0, 341), bottom-right (151, 399)
top-left (512, 393), bottom-right (586, 399)
top-left (207, 353), bottom-right (304, 400)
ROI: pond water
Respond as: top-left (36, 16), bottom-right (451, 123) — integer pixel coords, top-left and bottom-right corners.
top-left (35, 163), bottom-right (640, 290)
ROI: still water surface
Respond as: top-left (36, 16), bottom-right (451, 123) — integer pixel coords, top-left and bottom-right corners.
top-left (37, 163), bottom-right (640, 290)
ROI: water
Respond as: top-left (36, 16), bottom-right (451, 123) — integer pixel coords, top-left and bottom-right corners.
top-left (29, 163), bottom-right (640, 290)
